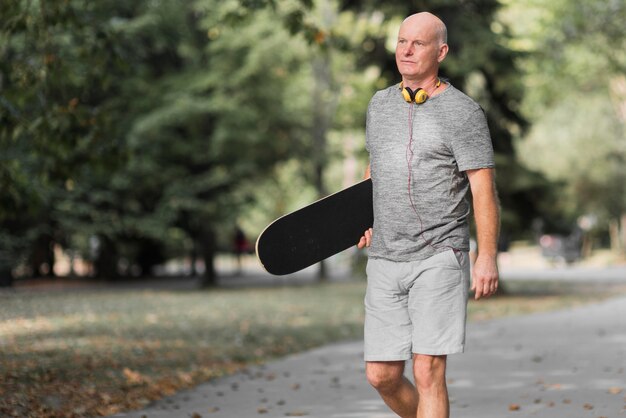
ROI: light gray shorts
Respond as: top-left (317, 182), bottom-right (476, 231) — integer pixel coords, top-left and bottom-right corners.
top-left (364, 249), bottom-right (470, 361)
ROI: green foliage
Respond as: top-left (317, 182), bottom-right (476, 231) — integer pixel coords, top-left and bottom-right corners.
top-left (504, 0), bottom-right (626, 240)
top-left (1, 0), bottom-right (138, 278)
top-left (519, 94), bottom-right (625, 223)
top-left (1, 0), bottom-right (314, 281)
top-left (506, 0), bottom-right (626, 114)
top-left (2, 0), bottom-right (578, 282)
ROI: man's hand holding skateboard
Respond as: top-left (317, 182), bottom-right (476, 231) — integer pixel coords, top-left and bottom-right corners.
top-left (357, 228), bottom-right (373, 249)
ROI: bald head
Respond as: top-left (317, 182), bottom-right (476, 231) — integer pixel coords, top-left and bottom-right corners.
top-left (401, 12), bottom-right (447, 46)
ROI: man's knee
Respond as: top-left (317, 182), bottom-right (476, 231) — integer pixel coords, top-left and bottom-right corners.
top-left (366, 361), bottom-right (406, 393)
top-left (413, 354), bottom-right (447, 392)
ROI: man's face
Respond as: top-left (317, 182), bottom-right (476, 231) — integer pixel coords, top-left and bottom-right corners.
top-left (395, 19), bottom-right (446, 80)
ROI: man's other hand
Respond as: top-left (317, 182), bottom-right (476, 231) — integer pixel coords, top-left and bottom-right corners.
top-left (471, 254), bottom-right (498, 300)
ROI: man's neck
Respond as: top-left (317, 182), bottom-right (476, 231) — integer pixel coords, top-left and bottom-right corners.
top-left (402, 75), bottom-right (443, 96)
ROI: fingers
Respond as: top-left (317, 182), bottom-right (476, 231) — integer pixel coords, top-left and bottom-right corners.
top-left (490, 280), bottom-right (498, 295)
top-left (472, 256), bottom-right (499, 300)
top-left (357, 228), bottom-right (373, 249)
top-left (473, 284), bottom-right (482, 300)
top-left (473, 277), bottom-right (498, 300)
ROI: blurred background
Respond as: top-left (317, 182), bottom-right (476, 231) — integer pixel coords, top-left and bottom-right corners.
top-left (1, 0), bottom-right (625, 287)
top-left (2, 2), bottom-right (626, 416)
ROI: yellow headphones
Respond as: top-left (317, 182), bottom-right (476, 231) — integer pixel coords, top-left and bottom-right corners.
top-left (400, 78), bottom-right (441, 104)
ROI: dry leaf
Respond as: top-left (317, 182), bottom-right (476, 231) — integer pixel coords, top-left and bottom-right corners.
top-left (508, 404), bottom-right (521, 411)
top-left (123, 368), bottom-right (145, 385)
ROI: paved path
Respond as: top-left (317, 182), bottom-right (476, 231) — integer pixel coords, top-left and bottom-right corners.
top-left (114, 294), bottom-right (626, 418)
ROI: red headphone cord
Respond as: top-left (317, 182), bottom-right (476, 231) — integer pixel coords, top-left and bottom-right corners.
top-left (406, 101), bottom-right (460, 255)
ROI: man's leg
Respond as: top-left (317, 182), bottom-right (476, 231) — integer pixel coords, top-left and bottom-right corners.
top-left (366, 361), bottom-right (418, 418)
top-left (406, 250), bottom-right (470, 417)
top-left (413, 354), bottom-right (449, 418)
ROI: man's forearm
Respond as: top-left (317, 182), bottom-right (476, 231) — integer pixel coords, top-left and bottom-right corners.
top-left (475, 195), bottom-right (499, 257)
top-left (467, 168), bottom-right (500, 300)
top-left (469, 169), bottom-right (500, 257)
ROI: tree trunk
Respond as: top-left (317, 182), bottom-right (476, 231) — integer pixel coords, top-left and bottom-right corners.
top-left (199, 228), bottom-right (217, 288)
top-left (609, 77), bottom-right (626, 255)
top-left (190, 240), bottom-right (198, 277)
top-left (0, 268), bottom-right (13, 287)
top-left (136, 239), bottom-right (164, 277)
top-left (311, 6), bottom-right (337, 281)
top-left (619, 213), bottom-right (626, 253)
top-left (31, 233), bottom-right (56, 277)
top-left (94, 235), bottom-right (119, 279)
top-left (609, 219), bottom-right (621, 253)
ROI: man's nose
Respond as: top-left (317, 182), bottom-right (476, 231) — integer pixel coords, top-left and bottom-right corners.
top-left (403, 43), bottom-right (414, 56)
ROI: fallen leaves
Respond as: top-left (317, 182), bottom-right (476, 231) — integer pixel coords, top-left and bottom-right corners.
top-left (505, 396), bottom-right (621, 415)
top-left (0, 284), bottom-right (369, 417)
top-left (123, 368), bottom-right (149, 385)
top-left (508, 403), bottom-right (521, 411)
top-left (0, 351), bottom-right (244, 418)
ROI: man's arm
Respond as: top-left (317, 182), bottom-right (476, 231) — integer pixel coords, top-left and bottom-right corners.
top-left (467, 168), bottom-right (500, 300)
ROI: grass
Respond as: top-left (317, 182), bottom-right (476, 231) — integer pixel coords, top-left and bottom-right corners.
top-left (0, 279), bottom-right (623, 417)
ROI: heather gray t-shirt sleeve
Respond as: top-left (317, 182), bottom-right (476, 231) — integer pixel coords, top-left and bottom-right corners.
top-left (449, 107), bottom-right (494, 172)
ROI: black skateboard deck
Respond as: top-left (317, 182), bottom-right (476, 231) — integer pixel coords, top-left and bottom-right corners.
top-left (256, 179), bottom-right (373, 275)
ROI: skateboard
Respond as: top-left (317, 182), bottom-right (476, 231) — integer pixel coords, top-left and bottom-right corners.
top-left (256, 179), bottom-right (373, 275)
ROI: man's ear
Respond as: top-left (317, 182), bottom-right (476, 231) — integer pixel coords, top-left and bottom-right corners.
top-left (437, 43), bottom-right (449, 63)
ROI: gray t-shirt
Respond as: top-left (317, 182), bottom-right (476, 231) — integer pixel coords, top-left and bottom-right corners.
top-left (365, 83), bottom-right (494, 261)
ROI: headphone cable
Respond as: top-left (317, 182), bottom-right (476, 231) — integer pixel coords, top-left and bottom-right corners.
top-left (406, 101), bottom-right (460, 255)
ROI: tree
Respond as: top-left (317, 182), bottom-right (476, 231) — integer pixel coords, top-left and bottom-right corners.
top-left (505, 0), bottom-right (626, 251)
top-left (119, 2), bottom-right (311, 285)
top-left (0, 0), bottom-right (314, 285)
top-left (1, 0), bottom-right (138, 284)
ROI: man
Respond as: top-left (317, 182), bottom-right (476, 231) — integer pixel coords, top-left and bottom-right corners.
top-left (356, 12), bottom-right (500, 418)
